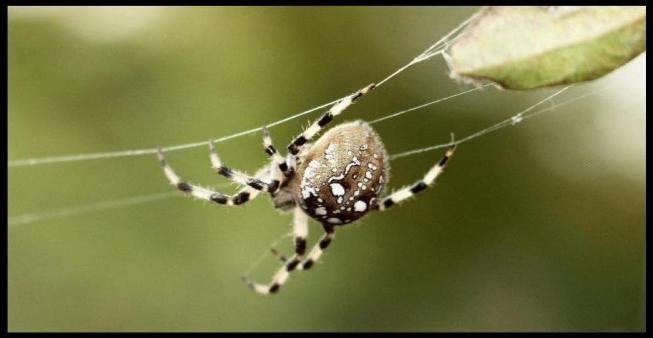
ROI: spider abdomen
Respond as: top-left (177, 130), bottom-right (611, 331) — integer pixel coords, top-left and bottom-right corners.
top-left (294, 120), bottom-right (389, 225)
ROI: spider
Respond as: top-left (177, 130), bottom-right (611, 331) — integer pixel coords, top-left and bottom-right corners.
top-left (157, 83), bottom-right (456, 295)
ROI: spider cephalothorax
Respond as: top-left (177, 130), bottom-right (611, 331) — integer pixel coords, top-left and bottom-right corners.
top-left (157, 83), bottom-right (456, 295)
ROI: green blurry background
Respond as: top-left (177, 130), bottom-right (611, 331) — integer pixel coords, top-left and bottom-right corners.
top-left (8, 6), bottom-right (645, 332)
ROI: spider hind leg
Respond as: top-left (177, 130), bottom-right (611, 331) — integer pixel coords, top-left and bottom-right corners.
top-left (375, 144), bottom-right (456, 211)
top-left (242, 211), bottom-right (336, 295)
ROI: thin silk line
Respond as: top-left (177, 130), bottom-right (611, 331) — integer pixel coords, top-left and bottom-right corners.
top-left (8, 192), bottom-right (180, 226)
top-left (389, 85), bottom-right (616, 160)
top-left (9, 84), bottom-right (611, 227)
top-left (8, 11), bottom-right (476, 168)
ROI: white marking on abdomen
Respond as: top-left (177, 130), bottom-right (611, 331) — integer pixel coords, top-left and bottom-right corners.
top-left (330, 183), bottom-right (345, 196)
top-left (354, 200), bottom-right (367, 212)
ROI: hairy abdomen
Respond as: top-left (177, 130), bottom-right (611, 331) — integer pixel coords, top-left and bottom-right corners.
top-left (293, 120), bottom-right (389, 225)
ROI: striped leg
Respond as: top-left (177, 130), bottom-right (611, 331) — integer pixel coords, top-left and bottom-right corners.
top-left (243, 221), bottom-right (336, 295)
top-left (262, 126), bottom-right (292, 178)
top-left (242, 208), bottom-right (309, 294)
top-left (298, 224), bottom-right (335, 271)
top-left (376, 144), bottom-right (456, 211)
top-left (209, 140), bottom-right (280, 193)
top-left (240, 209), bottom-right (306, 286)
top-left (158, 149), bottom-right (261, 206)
top-left (264, 208), bottom-right (309, 269)
top-left (287, 83), bottom-right (376, 155)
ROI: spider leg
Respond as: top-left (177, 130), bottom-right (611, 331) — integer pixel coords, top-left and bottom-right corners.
top-left (240, 209), bottom-right (304, 283)
top-left (208, 140), bottom-right (280, 193)
top-left (269, 247), bottom-right (289, 263)
top-left (375, 144), bottom-right (456, 211)
top-left (242, 208), bottom-right (309, 294)
top-left (158, 149), bottom-right (261, 206)
top-left (263, 207), bottom-right (309, 268)
top-left (243, 219), bottom-right (336, 295)
top-left (262, 126), bottom-right (293, 177)
top-left (297, 223), bottom-right (335, 271)
top-left (287, 83), bottom-right (376, 155)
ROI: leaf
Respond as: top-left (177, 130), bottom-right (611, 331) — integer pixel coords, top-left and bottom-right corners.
top-left (449, 6), bottom-right (646, 90)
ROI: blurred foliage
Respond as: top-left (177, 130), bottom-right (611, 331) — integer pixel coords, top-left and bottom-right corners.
top-left (8, 7), bottom-right (645, 332)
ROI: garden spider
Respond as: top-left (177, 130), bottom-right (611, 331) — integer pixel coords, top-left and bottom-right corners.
top-left (157, 83), bottom-right (456, 295)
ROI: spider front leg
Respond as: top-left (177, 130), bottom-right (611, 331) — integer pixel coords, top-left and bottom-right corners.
top-left (375, 144), bottom-right (456, 211)
top-left (243, 217), bottom-right (336, 295)
top-left (209, 140), bottom-right (280, 193)
top-left (262, 126), bottom-right (293, 177)
top-left (287, 83), bottom-right (376, 155)
top-left (158, 149), bottom-right (261, 206)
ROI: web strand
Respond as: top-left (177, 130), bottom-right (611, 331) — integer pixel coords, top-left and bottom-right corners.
top-left (8, 191), bottom-right (180, 226)
top-left (9, 84), bottom-right (609, 227)
top-left (241, 231), bottom-right (293, 278)
top-left (390, 84), bottom-right (612, 160)
top-left (8, 84), bottom-right (488, 226)
top-left (369, 83), bottom-right (492, 125)
top-left (7, 100), bottom-right (339, 167)
top-left (7, 12), bottom-right (477, 168)
top-left (374, 10), bottom-right (481, 88)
